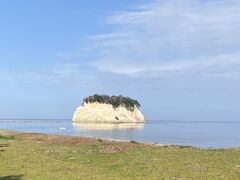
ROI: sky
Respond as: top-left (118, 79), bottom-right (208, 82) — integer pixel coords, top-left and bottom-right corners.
top-left (1, 0), bottom-right (240, 121)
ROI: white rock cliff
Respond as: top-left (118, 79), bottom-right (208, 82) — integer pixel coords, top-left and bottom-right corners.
top-left (72, 102), bottom-right (144, 123)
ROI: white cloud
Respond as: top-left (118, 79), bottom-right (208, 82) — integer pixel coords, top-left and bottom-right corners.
top-left (91, 53), bottom-right (240, 78)
top-left (84, 0), bottom-right (240, 78)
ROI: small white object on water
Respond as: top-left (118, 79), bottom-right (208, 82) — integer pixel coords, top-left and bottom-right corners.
top-left (58, 127), bottom-right (67, 130)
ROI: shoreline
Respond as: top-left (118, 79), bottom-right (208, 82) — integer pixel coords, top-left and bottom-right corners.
top-left (0, 128), bottom-right (169, 147)
top-left (1, 129), bottom-right (239, 150)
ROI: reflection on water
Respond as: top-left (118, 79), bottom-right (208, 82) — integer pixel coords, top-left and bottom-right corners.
top-left (73, 122), bottom-right (144, 130)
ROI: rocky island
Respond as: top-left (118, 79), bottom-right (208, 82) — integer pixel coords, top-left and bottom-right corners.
top-left (72, 94), bottom-right (144, 123)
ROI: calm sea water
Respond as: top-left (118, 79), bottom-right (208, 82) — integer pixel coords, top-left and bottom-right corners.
top-left (1, 119), bottom-right (240, 148)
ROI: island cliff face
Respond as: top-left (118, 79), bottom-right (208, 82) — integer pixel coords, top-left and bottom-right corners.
top-left (72, 102), bottom-right (144, 123)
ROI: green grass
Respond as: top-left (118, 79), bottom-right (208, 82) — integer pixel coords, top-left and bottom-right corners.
top-left (130, 140), bottom-right (140, 144)
top-left (0, 135), bottom-right (15, 140)
top-left (0, 136), bottom-right (240, 180)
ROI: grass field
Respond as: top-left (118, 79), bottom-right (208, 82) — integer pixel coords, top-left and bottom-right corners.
top-left (0, 131), bottom-right (240, 180)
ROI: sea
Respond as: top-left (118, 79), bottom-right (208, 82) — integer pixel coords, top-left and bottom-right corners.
top-left (1, 119), bottom-right (240, 148)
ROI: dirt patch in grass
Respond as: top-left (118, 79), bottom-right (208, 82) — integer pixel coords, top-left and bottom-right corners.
top-left (99, 141), bottom-right (143, 153)
top-left (11, 132), bottom-right (146, 153)
top-left (14, 133), bottom-right (98, 144)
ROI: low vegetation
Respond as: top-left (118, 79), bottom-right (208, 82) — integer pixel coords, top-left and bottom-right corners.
top-left (83, 94), bottom-right (141, 111)
top-left (0, 132), bottom-right (240, 180)
top-left (0, 135), bottom-right (15, 140)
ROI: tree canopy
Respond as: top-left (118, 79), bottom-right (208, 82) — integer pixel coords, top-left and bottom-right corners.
top-left (83, 94), bottom-right (141, 111)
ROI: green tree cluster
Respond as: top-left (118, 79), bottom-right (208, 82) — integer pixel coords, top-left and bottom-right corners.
top-left (83, 94), bottom-right (141, 111)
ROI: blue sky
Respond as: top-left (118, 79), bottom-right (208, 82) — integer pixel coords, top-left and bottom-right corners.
top-left (1, 0), bottom-right (240, 121)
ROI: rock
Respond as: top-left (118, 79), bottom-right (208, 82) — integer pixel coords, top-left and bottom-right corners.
top-left (72, 102), bottom-right (144, 123)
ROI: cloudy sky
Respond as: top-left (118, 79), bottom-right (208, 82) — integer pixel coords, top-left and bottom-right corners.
top-left (1, 0), bottom-right (240, 120)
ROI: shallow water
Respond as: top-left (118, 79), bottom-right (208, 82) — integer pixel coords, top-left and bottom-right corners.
top-left (1, 119), bottom-right (240, 148)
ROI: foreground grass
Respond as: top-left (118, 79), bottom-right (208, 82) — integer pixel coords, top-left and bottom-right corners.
top-left (0, 133), bottom-right (240, 180)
